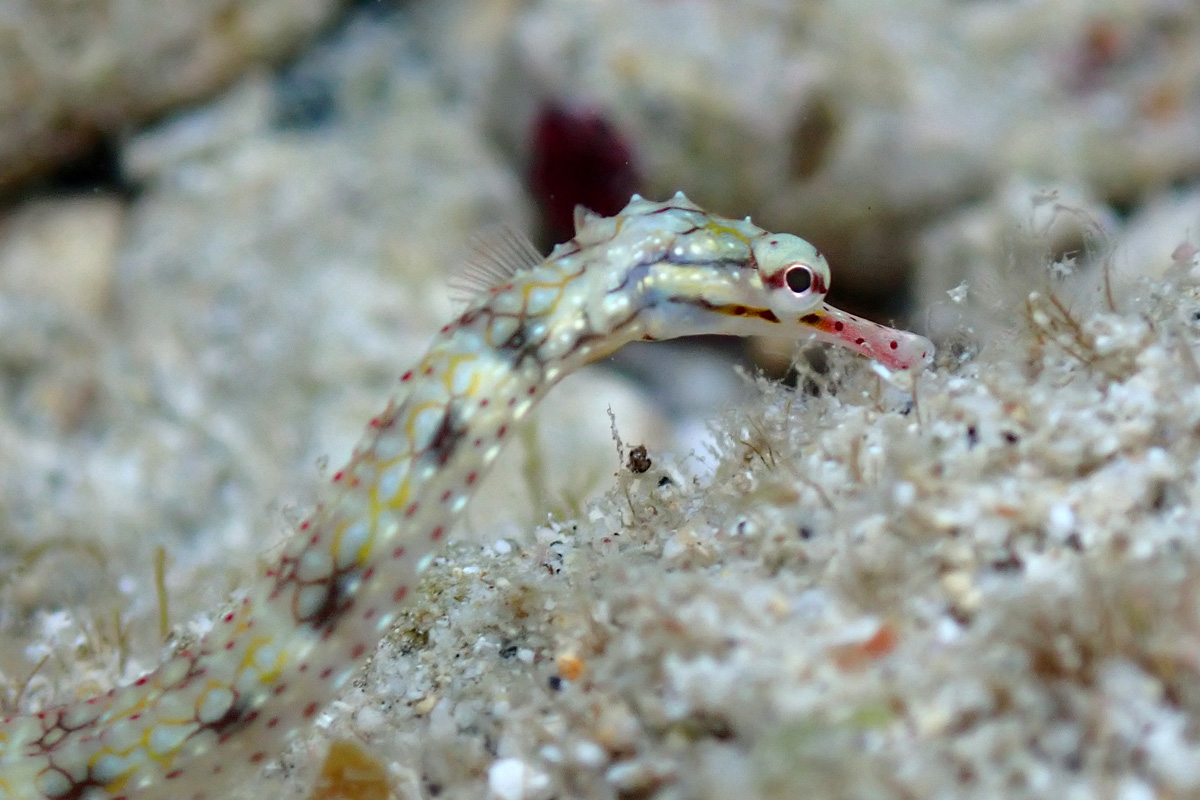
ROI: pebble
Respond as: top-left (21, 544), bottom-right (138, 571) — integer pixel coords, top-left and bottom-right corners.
top-left (487, 758), bottom-right (552, 800)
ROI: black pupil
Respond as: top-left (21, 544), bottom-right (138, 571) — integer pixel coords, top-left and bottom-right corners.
top-left (785, 266), bottom-right (813, 294)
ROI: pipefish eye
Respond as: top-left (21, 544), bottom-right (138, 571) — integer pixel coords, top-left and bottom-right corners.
top-left (784, 264), bottom-right (814, 295)
top-left (752, 233), bottom-right (830, 318)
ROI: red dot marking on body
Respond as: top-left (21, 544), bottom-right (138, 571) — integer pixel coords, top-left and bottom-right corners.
top-left (474, 438), bottom-right (483, 447)
top-left (508, 397), bottom-right (517, 406)
top-left (267, 717), bottom-right (279, 728)
top-left (300, 520), bottom-right (310, 531)
top-left (392, 546), bottom-right (405, 559)
top-left (299, 663), bottom-right (308, 672)
top-left (856, 338), bottom-right (865, 345)
top-left (320, 668), bottom-right (333, 680)
top-left (431, 526), bottom-right (444, 541)
top-left (225, 641), bottom-right (235, 651)
top-left (166, 770), bottom-right (182, 780)
top-left (423, 366), bottom-right (434, 376)
top-left (394, 586), bottom-right (409, 602)
top-left (310, 533), bottom-right (321, 545)
top-left (273, 684), bottom-right (287, 696)
top-left (303, 703), bottom-right (319, 718)
top-left (405, 503), bottom-right (419, 518)
top-left (890, 340), bottom-right (899, 349)
top-left (363, 567), bottom-right (374, 580)
top-left (528, 386), bottom-right (537, 395)
top-left (834, 321), bottom-right (844, 331)
top-left (497, 425), bottom-right (507, 438)
top-left (481, 398), bottom-right (490, 407)
top-left (333, 472), bottom-right (344, 483)
top-left (467, 472), bottom-right (478, 485)
top-left (401, 370), bottom-right (413, 382)
top-left (364, 608), bottom-right (376, 620)
top-left (441, 490), bottom-right (451, 502)
top-left (351, 644), bottom-right (366, 659)
top-left (250, 752), bottom-right (266, 764)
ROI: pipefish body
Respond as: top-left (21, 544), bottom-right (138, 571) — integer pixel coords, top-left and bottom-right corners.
top-left (0, 192), bottom-right (933, 799)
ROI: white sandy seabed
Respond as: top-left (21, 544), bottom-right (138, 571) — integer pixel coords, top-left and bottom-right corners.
top-left (3, 186), bottom-right (1200, 800)
top-left (1, 78), bottom-right (1200, 800)
top-left (273, 254), bottom-right (1200, 798)
top-left (3, 2), bottom-right (1200, 797)
top-left (6, 216), bottom-right (1200, 800)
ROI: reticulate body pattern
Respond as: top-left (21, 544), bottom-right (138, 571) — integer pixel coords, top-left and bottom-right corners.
top-left (0, 193), bottom-right (932, 799)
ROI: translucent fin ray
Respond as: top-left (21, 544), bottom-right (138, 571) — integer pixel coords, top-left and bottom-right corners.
top-left (448, 226), bottom-right (544, 304)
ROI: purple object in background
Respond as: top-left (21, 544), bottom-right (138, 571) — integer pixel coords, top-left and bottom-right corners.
top-left (529, 103), bottom-right (639, 244)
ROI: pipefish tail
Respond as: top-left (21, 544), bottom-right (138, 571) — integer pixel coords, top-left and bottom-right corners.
top-left (0, 192), bottom-right (932, 799)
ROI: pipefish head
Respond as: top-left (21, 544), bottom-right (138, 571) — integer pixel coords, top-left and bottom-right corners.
top-left (598, 193), bottom-right (934, 372)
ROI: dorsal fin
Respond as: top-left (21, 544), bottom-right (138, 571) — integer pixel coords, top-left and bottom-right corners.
top-left (447, 225), bottom-right (544, 305)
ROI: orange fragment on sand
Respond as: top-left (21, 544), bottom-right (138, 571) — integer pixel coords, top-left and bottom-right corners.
top-left (310, 740), bottom-right (391, 800)
top-left (555, 651), bottom-right (585, 682)
top-left (831, 623), bottom-right (898, 671)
